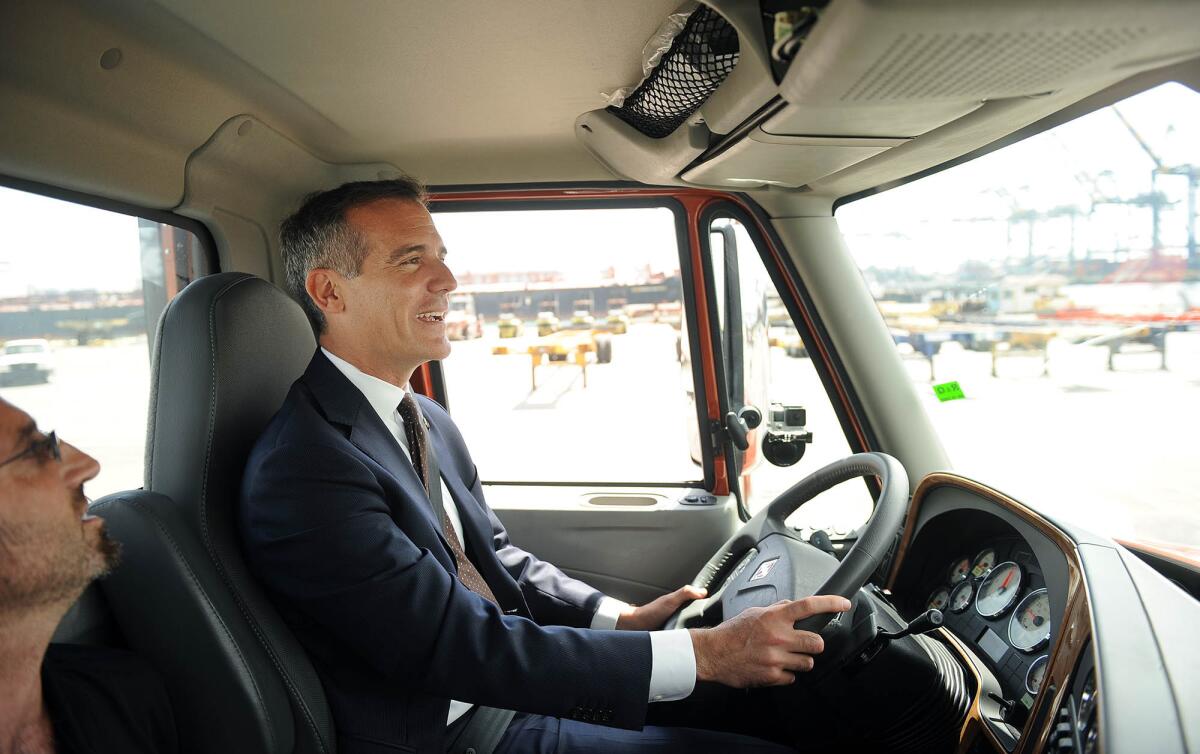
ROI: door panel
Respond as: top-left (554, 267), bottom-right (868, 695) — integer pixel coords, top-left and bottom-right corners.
top-left (485, 484), bottom-right (739, 603)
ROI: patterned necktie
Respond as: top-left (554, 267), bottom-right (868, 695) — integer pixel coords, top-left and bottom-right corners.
top-left (398, 393), bottom-right (498, 605)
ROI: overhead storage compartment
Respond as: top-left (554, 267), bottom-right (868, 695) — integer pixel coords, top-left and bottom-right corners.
top-left (575, 0), bottom-right (1200, 192)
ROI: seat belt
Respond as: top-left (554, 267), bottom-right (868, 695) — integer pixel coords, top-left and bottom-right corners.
top-left (446, 706), bottom-right (517, 754)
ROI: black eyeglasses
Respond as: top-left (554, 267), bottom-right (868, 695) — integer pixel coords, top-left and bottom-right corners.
top-left (0, 430), bottom-right (61, 470)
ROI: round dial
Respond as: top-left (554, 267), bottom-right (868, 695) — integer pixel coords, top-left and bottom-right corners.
top-left (1025, 654), bottom-right (1049, 696)
top-left (926, 586), bottom-right (951, 612)
top-left (975, 561), bottom-right (1023, 617)
top-left (971, 548), bottom-right (997, 579)
top-left (1009, 588), bottom-right (1052, 651)
top-left (948, 557), bottom-right (971, 584)
top-left (949, 580), bottom-right (974, 613)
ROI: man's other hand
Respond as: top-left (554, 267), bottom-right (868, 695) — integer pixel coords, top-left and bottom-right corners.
top-left (615, 585), bottom-right (708, 631)
top-left (689, 595), bottom-right (852, 688)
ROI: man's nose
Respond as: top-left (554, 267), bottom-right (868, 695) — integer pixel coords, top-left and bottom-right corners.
top-left (61, 440), bottom-right (100, 485)
top-left (431, 257), bottom-right (458, 293)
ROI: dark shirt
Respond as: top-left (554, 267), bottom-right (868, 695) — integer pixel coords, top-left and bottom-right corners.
top-left (40, 644), bottom-right (178, 754)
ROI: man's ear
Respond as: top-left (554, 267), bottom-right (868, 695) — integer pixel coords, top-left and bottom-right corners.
top-left (306, 269), bottom-right (346, 318)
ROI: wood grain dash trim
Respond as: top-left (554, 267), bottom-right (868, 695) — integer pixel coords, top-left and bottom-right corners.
top-left (885, 473), bottom-right (1095, 754)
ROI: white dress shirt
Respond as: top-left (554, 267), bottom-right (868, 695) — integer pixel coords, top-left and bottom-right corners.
top-left (321, 349), bottom-right (696, 725)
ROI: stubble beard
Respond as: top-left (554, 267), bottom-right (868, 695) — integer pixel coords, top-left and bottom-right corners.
top-left (0, 508), bottom-right (121, 614)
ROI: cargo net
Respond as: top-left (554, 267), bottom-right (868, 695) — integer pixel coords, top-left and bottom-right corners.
top-left (609, 5), bottom-right (740, 139)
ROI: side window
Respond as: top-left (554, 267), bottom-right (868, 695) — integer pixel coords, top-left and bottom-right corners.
top-left (431, 206), bottom-right (699, 484)
top-left (0, 185), bottom-right (207, 497)
top-left (708, 215), bottom-right (873, 534)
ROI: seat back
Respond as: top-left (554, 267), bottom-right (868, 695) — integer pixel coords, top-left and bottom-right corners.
top-left (52, 581), bottom-right (124, 647)
top-left (94, 272), bottom-right (330, 754)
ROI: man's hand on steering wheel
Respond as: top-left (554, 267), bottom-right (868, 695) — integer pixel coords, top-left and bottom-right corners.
top-left (615, 585), bottom-right (709, 631)
top-left (689, 595), bottom-right (852, 688)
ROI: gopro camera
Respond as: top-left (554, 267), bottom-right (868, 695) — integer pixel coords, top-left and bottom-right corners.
top-left (763, 403), bottom-right (813, 467)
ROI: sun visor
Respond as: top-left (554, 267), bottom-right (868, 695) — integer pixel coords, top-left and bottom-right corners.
top-left (775, 0), bottom-right (1200, 137)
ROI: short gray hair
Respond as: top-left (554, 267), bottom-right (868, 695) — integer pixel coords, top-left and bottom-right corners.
top-left (279, 177), bottom-right (427, 334)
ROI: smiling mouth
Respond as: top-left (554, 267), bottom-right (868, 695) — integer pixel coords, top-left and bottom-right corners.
top-left (416, 311), bottom-right (446, 323)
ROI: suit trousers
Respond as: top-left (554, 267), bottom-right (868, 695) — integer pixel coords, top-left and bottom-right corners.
top-left (470, 683), bottom-right (797, 754)
top-left (490, 713), bottom-right (794, 753)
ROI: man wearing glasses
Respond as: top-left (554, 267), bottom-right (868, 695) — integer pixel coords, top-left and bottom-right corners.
top-left (0, 397), bottom-right (176, 753)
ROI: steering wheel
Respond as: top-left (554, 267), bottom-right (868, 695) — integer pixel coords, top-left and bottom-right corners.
top-left (664, 452), bottom-right (908, 634)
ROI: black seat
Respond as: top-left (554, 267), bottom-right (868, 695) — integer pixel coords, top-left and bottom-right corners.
top-left (92, 272), bottom-right (330, 754)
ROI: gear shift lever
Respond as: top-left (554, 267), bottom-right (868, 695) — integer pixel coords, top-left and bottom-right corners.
top-left (879, 608), bottom-right (944, 641)
top-left (850, 609), bottom-right (945, 668)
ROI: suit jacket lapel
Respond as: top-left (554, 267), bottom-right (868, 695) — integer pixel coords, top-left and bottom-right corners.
top-left (305, 351), bottom-right (529, 615)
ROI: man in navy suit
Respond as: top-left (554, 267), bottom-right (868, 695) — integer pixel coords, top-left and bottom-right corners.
top-left (239, 178), bottom-right (850, 753)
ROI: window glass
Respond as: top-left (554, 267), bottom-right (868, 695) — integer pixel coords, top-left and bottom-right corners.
top-left (0, 186), bottom-right (206, 497)
top-left (839, 82), bottom-right (1200, 549)
top-left (709, 217), bottom-right (871, 535)
top-left (432, 207), bottom-right (698, 484)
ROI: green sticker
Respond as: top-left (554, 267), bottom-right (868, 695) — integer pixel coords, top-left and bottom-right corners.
top-left (933, 381), bottom-right (965, 402)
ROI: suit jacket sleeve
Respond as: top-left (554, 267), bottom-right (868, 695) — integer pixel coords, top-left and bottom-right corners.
top-left (241, 436), bottom-right (652, 729)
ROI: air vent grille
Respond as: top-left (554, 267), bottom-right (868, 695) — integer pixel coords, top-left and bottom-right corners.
top-left (609, 5), bottom-right (739, 139)
top-left (843, 27), bottom-right (1149, 102)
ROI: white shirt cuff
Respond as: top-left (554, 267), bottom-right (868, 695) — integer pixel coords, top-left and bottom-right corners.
top-left (647, 629), bottom-right (697, 703)
top-left (589, 596), bottom-right (628, 630)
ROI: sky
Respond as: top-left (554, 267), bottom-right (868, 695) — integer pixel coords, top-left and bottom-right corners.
top-left (0, 189), bottom-right (144, 297)
top-left (0, 83), bottom-right (1197, 296)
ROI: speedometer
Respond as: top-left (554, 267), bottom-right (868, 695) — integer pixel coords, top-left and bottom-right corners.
top-left (975, 561), bottom-right (1022, 618)
top-left (1008, 588), bottom-right (1051, 651)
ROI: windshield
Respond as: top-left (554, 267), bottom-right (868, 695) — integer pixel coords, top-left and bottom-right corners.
top-left (839, 82), bottom-right (1200, 551)
top-left (4, 344), bottom-right (46, 354)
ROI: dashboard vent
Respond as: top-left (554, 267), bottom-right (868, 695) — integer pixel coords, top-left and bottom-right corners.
top-left (609, 5), bottom-right (739, 139)
top-left (1042, 663), bottom-right (1099, 752)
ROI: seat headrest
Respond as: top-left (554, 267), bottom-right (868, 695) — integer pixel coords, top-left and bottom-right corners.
top-left (145, 272), bottom-right (315, 526)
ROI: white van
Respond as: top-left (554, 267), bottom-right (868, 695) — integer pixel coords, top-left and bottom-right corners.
top-left (0, 338), bottom-right (54, 385)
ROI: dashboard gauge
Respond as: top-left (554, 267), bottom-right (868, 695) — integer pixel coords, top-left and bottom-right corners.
top-left (949, 580), bottom-right (974, 613)
top-left (975, 561), bottom-right (1023, 618)
top-left (971, 548), bottom-right (997, 579)
top-left (948, 557), bottom-right (972, 584)
top-left (926, 586), bottom-right (951, 612)
top-left (1025, 655), bottom-right (1049, 696)
top-left (1009, 588), bottom-right (1052, 651)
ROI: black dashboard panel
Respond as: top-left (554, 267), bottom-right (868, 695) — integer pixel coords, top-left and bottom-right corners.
top-left (912, 536), bottom-right (1053, 707)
